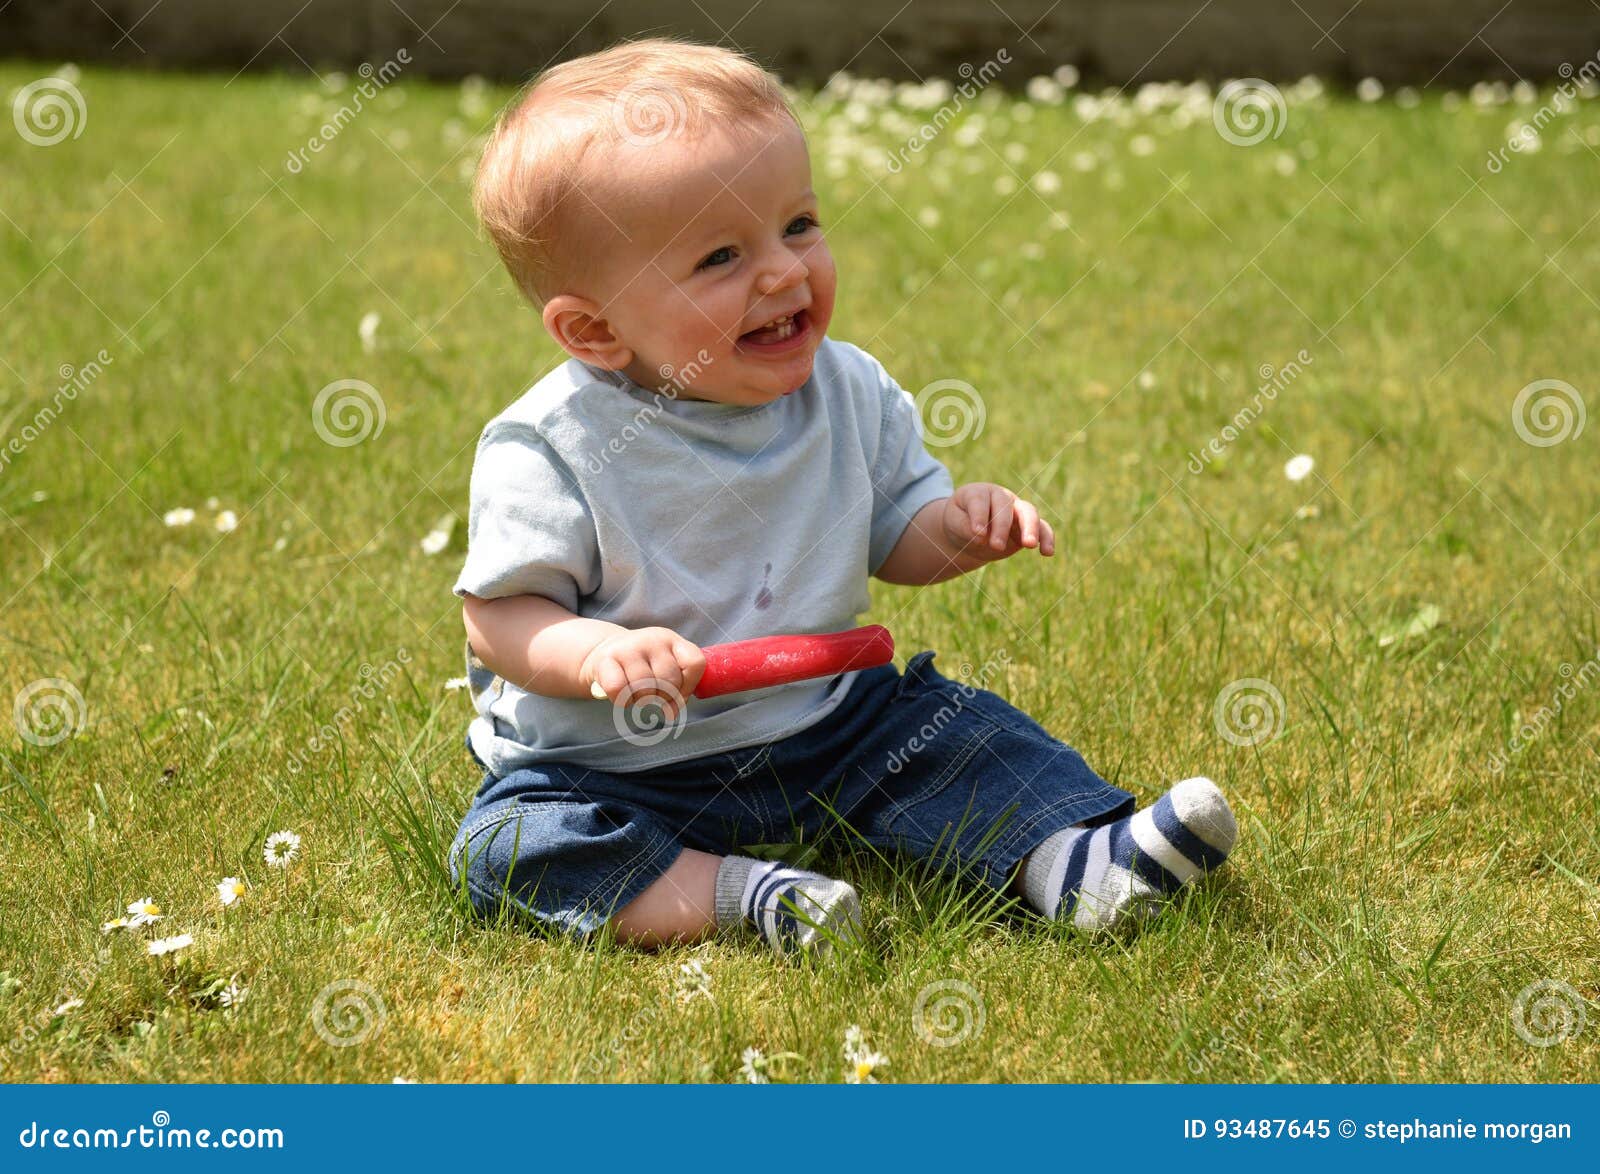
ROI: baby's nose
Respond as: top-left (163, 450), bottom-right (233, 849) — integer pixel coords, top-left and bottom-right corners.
top-left (758, 257), bottom-right (808, 294)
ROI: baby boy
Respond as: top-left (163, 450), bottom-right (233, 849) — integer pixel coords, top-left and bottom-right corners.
top-left (449, 38), bottom-right (1236, 954)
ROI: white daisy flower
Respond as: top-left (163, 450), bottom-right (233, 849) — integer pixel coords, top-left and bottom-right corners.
top-left (216, 877), bottom-right (246, 907)
top-left (674, 959), bottom-right (713, 1005)
top-left (1356, 77), bottom-right (1383, 103)
top-left (147, 933), bottom-right (194, 957)
top-left (263, 829), bottom-right (302, 869)
top-left (392, 1077), bottom-right (417, 1084)
top-left (739, 1046), bottom-right (770, 1084)
top-left (101, 916), bottom-right (132, 934)
top-left (163, 507), bottom-right (196, 527)
top-left (126, 898), bottom-right (163, 927)
top-left (443, 677), bottom-right (469, 691)
top-left (214, 510), bottom-right (239, 533)
top-left (1284, 454), bottom-right (1315, 482)
top-left (219, 978), bottom-right (248, 1009)
top-left (359, 311), bottom-right (381, 353)
top-left (1138, 370), bottom-right (1157, 390)
top-left (842, 1024), bottom-right (889, 1084)
top-left (53, 998), bottom-right (84, 1016)
top-left (419, 527), bottom-right (450, 555)
top-left (204, 496), bottom-right (220, 510)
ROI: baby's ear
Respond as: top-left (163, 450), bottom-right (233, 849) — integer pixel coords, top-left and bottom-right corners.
top-left (542, 294), bottom-right (632, 370)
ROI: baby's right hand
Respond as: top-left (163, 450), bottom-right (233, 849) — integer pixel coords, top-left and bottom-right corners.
top-left (581, 627), bottom-right (707, 720)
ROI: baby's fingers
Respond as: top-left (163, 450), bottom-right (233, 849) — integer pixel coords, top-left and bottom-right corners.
top-left (673, 637), bottom-right (707, 695)
top-left (645, 647), bottom-right (688, 716)
top-left (988, 486), bottom-right (1016, 550)
top-left (961, 488), bottom-right (990, 540)
top-left (1012, 498), bottom-right (1042, 549)
top-left (591, 656), bottom-right (630, 702)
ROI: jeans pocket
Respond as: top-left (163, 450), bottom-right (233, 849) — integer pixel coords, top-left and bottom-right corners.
top-left (892, 650), bottom-right (941, 700)
top-left (874, 721), bottom-right (1002, 840)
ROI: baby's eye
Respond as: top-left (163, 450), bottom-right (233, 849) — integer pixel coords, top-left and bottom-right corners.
top-left (785, 215), bottom-right (820, 236)
top-left (697, 245), bottom-right (736, 270)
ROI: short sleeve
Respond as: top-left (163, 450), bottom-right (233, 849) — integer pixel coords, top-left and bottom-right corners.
top-left (866, 364), bottom-right (954, 572)
top-left (453, 421), bottom-right (600, 611)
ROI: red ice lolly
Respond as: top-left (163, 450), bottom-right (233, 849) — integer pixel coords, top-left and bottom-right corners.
top-left (692, 625), bottom-right (896, 698)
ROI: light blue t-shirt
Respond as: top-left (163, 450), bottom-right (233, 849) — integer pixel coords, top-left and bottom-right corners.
top-left (454, 337), bottom-right (954, 775)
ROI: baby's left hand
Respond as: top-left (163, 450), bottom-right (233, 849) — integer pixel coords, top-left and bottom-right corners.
top-left (943, 482), bottom-right (1055, 560)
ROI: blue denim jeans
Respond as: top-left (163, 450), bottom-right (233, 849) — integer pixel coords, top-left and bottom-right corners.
top-left (450, 651), bottom-right (1135, 936)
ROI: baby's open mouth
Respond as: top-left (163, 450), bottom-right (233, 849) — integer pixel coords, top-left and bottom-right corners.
top-left (738, 308), bottom-right (810, 351)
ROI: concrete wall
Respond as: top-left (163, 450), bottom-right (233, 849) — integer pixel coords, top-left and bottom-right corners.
top-left (4, 1), bottom-right (1598, 85)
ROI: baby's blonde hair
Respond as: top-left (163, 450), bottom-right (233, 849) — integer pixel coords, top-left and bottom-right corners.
top-left (473, 38), bottom-right (798, 305)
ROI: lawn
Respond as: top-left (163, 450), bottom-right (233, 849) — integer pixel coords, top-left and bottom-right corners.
top-left (1, 62), bottom-right (1597, 1083)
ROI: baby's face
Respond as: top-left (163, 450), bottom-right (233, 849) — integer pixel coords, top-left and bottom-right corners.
top-left (575, 118), bottom-right (835, 405)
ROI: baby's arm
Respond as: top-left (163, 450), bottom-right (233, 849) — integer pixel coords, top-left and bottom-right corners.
top-left (875, 483), bottom-right (1055, 586)
top-left (462, 593), bottom-right (706, 721)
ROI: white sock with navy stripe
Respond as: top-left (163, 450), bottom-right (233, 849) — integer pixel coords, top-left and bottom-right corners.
top-left (714, 856), bottom-right (861, 956)
top-left (1020, 777), bottom-right (1237, 931)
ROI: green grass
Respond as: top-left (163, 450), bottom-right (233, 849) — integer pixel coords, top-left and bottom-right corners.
top-left (2, 64), bottom-right (1598, 1083)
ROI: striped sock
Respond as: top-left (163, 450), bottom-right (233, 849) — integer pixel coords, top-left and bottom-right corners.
top-left (714, 856), bottom-right (861, 956)
top-left (1020, 777), bottom-right (1236, 932)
